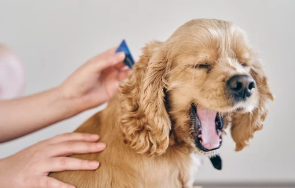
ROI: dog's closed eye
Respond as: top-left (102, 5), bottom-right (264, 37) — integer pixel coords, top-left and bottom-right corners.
top-left (189, 63), bottom-right (212, 73)
top-left (196, 64), bottom-right (211, 69)
top-left (189, 63), bottom-right (211, 69)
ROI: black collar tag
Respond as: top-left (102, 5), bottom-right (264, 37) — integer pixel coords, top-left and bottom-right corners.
top-left (209, 155), bottom-right (222, 170)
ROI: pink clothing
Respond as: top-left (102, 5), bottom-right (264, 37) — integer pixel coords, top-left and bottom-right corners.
top-left (0, 44), bottom-right (26, 100)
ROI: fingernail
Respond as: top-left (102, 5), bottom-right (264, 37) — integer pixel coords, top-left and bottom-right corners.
top-left (96, 142), bottom-right (106, 149)
top-left (89, 161), bottom-right (99, 168)
top-left (116, 52), bottom-right (125, 60)
top-left (91, 134), bottom-right (99, 139)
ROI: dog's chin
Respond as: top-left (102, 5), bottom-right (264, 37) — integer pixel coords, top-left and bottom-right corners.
top-left (195, 146), bottom-right (220, 157)
top-left (190, 103), bottom-right (223, 156)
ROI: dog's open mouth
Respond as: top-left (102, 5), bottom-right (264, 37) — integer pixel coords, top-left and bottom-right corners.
top-left (191, 103), bottom-right (223, 154)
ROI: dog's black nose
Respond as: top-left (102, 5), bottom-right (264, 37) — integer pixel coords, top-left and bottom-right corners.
top-left (226, 75), bottom-right (256, 100)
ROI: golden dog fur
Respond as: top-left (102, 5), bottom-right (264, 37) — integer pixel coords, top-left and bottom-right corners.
top-left (50, 19), bottom-right (273, 188)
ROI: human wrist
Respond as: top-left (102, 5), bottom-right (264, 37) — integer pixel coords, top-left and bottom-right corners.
top-left (52, 86), bottom-right (78, 119)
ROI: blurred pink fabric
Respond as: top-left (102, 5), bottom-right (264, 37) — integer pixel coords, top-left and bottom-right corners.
top-left (0, 44), bottom-right (26, 100)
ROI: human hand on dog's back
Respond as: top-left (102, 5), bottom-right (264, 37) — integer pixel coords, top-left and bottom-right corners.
top-left (0, 47), bottom-right (130, 143)
top-left (0, 132), bottom-right (106, 188)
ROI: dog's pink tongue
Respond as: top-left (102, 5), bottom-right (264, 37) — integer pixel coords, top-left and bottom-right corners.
top-left (197, 106), bottom-right (220, 150)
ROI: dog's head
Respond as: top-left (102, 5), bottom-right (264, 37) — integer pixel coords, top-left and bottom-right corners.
top-left (119, 19), bottom-right (273, 156)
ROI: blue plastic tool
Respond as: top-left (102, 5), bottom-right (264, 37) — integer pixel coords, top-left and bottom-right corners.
top-left (115, 40), bottom-right (135, 69)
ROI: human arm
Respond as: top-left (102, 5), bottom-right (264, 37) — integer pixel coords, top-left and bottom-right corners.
top-left (0, 47), bottom-right (129, 143)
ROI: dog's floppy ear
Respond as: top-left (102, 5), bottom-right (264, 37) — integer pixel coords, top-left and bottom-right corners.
top-left (230, 59), bottom-right (274, 151)
top-left (119, 41), bottom-right (171, 156)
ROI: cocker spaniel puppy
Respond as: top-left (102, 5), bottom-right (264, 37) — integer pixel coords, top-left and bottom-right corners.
top-left (50, 18), bottom-right (273, 188)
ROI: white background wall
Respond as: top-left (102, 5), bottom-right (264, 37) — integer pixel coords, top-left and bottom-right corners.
top-left (0, 0), bottom-right (294, 183)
